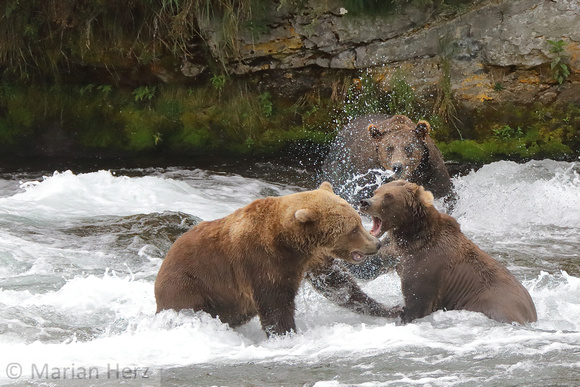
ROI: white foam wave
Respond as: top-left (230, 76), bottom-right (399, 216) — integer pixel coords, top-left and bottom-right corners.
top-left (0, 170), bottom-right (299, 222)
top-left (0, 270), bottom-right (577, 376)
top-left (452, 160), bottom-right (580, 235)
top-left (0, 161), bottom-right (579, 385)
top-left (527, 271), bottom-right (580, 332)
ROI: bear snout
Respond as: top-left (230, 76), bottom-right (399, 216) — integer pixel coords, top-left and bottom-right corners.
top-left (359, 199), bottom-right (372, 210)
top-left (348, 232), bottom-right (381, 262)
top-left (363, 235), bottom-right (381, 255)
top-left (392, 163), bottom-right (404, 177)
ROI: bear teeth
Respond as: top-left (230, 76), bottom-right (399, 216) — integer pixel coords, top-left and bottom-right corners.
top-left (351, 251), bottom-right (364, 262)
top-left (370, 217), bottom-right (383, 236)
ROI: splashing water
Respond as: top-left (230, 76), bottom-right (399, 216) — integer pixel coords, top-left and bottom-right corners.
top-left (452, 160), bottom-right (580, 234)
top-left (0, 160), bottom-right (578, 386)
top-left (339, 168), bottom-right (395, 199)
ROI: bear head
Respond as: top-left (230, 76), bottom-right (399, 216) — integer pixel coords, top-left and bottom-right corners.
top-left (367, 115), bottom-right (432, 180)
top-left (289, 182), bottom-right (381, 263)
top-left (359, 180), bottom-right (434, 238)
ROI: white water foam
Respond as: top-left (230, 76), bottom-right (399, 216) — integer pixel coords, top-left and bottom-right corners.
top-left (452, 160), bottom-right (580, 235)
top-left (0, 270), bottom-right (578, 381)
top-left (0, 161), bottom-right (578, 385)
top-left (0, 169), bottom-right (299, 223)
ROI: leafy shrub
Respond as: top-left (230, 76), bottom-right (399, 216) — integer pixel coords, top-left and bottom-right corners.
top-left (492, 125), bottom-right (523, 141)
top-left (547, 39), bottom-right (570, 85)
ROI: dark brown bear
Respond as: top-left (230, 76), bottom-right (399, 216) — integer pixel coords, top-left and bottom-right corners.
top-left (323, 114), bottom-right (455, 279)
top-left (360, 180), bottom-right (537, 325)
top-left (323, 114), bottom-right (454, 205)
top-left (155, 182), bottom-right (388, 337)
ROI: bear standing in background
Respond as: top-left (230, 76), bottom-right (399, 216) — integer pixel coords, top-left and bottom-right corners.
top-left (155, 182), bottom-right (397, 337)
top-left (322, 114), bottom-right (456, 279)
top-left (322, 114), bottom-right (454, 207)
top-left (360, 180), bottom-right (537, 325)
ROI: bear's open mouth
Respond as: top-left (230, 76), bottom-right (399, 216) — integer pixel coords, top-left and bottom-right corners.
top-left (351, 251), bottom-right (365, 262)
top-left (370, 216), bottom-right (383, 237)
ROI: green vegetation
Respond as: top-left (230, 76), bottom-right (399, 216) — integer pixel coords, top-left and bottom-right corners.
top-left (492, 125), bottom-right (523, 141)
top-left (0, 70), bottom-right (578, 162)
top-left (433, 36), bottom-right (460, 140)
top-left (0, 1), bottom-right (577, 163)
top-left (438, 104), bottom-right (580, 163)
top-left (132, 86), bottom-right (157, 103)
top-left (339, 73), bottom-right (391, 120)
top-left (547, 39), bottom-right (570, 85)
top-left (439, 136), bottom-right (573, 164)
top-left (334, 71), bottom-right (578, 163)
top-left (0, 78), bottom-right (335, 156)
top-left (259, 92), bottom-right (273, 118)
top-left (337, 69), bottom-right (426, 127)
top-left (0, 0), bottom-right (257, 81)
top-left (386, 69), bottom-right (418, 118)
top-left (210, 75), bottom-right (228, 94)
top-left (0, 0), bottom-right (484, 82)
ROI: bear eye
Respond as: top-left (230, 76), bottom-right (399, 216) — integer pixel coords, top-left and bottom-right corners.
top-left (404, 146), bottom-right (414, 156)
top-left (385, 146), bottom-right (394, 154)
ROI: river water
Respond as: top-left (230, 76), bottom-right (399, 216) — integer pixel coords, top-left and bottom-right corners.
top-left (0, 158), bottom-right (579, 386)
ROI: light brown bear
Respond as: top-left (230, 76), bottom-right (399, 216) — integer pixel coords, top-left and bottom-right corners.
top-left (155, 182), bottom-right (386, 337)
top-left (360, 180), bottom-right (537, 325)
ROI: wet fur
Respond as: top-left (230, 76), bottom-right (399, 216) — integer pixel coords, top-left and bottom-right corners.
top-left (154, 183), bottom-right (385, 336)
top-left (322, 114), bottom-right (454, 204)
top-left (368, 115), bottom-right (454, 204)
top-left (361, 180), bottom-right (537, 325)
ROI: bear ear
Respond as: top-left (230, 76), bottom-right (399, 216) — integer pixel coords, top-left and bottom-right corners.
top-left (319, 181), bottom-right (333, 192)
top-left (419, 187), bottom-right (435, 206)
top-left (414, 120), bottom-right (431, 139)
top-left (368, 124), bottom-right (385, 140)
top-left (295, 208), bottom-right (317, 223)
top-left (408, 183), bottom-right (434, 207)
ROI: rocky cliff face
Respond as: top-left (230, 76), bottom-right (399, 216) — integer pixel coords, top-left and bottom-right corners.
top-left (2, 0), bottom-right (578, 160)
top-left (181, 0), bottom-right (579, 110)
